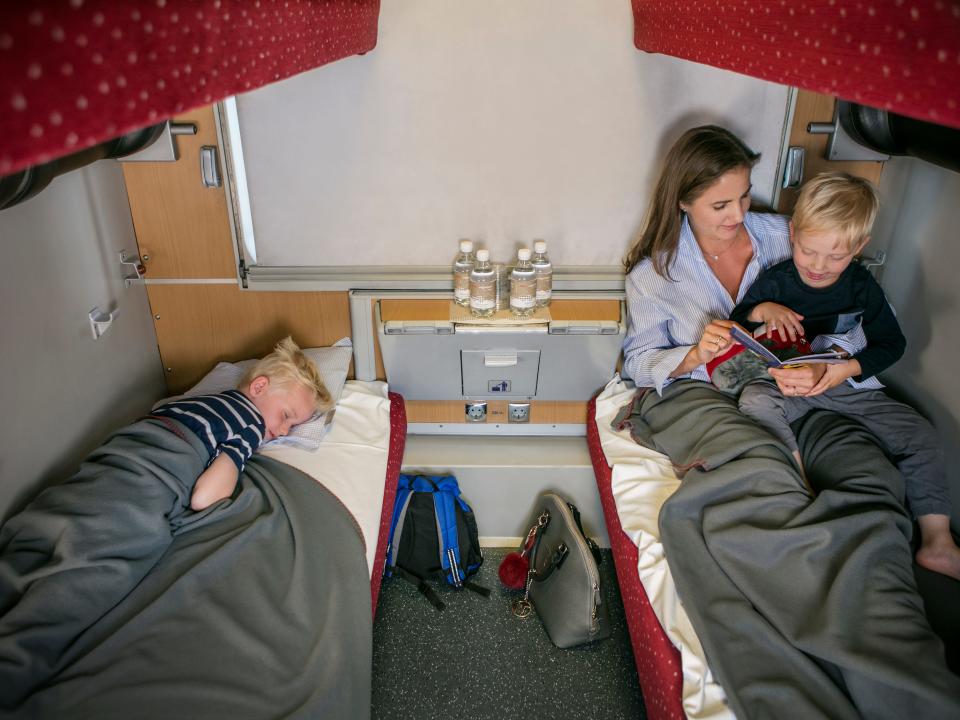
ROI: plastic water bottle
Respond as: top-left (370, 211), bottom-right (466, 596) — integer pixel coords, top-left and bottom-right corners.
top-left (453, 239), bottom-right (475, 306)
top-left (531, 239), bottom-right (552, 307)
top-left (469, 249), bottom-right (496, 318)
top-left (509, 248), bottom-right (536, 317)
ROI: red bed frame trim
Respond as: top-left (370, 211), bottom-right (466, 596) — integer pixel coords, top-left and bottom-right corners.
top-left (370, 390), bottom-right (406, 616)
top-left (587, 395), bottom-right (685, 720)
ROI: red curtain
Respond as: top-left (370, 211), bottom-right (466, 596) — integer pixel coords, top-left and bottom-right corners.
top-left (632, 0), bottom-right (960, 130)
top-left (0, 0), bottom-right (380, 176)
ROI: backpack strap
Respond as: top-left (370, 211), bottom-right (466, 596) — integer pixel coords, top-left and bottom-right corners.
top-left (431, 475), bottom-right (465, 588)
top-left (391, 565), bottom-right (446, 611)
top-left (385, 474), bottom-right (416, 576)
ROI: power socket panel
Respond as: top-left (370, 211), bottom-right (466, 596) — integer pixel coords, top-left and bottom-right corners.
top-left (465, 402), bottom-right (488, 422)
top-left (508, 402), bottom-right (531, 423)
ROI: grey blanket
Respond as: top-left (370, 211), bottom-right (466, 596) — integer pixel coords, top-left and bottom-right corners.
top-left (0, 418), bottom-right (371, 719)
top-left (621, 381), bottom-right (960, 720)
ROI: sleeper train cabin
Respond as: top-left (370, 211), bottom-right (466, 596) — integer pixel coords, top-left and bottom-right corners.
top-left (1, 2), bottom-right (958, 718)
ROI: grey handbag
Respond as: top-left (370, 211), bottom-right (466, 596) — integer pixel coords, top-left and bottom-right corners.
top-left (512, 492), bottom-right (610, 648)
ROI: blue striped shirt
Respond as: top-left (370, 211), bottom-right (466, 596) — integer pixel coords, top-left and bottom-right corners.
top-left (151, 390), bottom-right (266, 471)
top-left (623, 212), bottom-right (793, 393)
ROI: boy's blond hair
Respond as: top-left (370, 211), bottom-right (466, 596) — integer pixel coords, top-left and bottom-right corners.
top-left (792, 172), bottom-right (880, 252)
top-left (240, 336), bottom-right (332, 413)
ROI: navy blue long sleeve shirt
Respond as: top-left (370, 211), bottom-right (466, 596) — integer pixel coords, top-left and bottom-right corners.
top-left (730, 259), bottom-right (906, 382)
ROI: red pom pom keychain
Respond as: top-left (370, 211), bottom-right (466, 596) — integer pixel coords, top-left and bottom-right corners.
top-left (498, 516), bottom-right (544, 590)
top-left (498, 550), bottom-right (529, 590)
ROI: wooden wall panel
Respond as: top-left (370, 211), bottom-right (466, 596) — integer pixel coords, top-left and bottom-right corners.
top-left (777, 90), bottom-right (884, 214)
top-left (123, 106), bottom-right (237, 279)
top-left (147, 285), bottom-right (351, 393)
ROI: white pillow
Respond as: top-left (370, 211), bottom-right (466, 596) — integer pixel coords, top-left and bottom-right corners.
top-left (156, 337), bottom-right (353, 451)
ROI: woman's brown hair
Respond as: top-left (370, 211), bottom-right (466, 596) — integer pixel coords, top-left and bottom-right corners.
top-left (623, 125), bottom-right (760, 277)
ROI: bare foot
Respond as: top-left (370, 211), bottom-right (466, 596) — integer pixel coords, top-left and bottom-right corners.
top-left (916, 544), bottom-right (960, 581)
top-left (916, 514), bottom-right (960, 581)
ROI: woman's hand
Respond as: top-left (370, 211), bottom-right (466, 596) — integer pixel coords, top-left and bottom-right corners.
top-left (670, 319), bottom-right (737, 378)
top-left (695, 319), bottom-right (737, 364)
top-left (768, 363), bottom-right (827, 397)
top-left (748, 302), bottom-right (804, 342)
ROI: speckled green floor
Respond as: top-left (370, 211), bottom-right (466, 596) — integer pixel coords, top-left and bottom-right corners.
top-left (372, 548), bottom-right (645, 720)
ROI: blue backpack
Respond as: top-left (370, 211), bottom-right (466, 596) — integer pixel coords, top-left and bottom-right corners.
top-left (385, 474), bottom-right (487, 610)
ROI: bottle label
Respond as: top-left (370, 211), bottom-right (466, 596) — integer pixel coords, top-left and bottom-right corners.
top-left (470, 297), bottom-right (495, 310)
top-left (536, 288), bottom-right (551, 301)
top-left (511, 295), bottom-right (536, 310)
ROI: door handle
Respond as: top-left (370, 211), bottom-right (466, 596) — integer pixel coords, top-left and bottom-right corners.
top-left (200, 146), bottom-right (221, 188)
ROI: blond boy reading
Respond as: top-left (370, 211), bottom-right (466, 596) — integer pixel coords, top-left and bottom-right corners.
top-left (730, 172), bottom-right (960, 580)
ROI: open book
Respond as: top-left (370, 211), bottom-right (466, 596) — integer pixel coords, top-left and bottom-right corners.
top-left (729, 325), bottom-right (849, 368)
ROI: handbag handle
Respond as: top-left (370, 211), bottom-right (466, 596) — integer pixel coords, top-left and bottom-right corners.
top-left (567, 502), bottom-right (602, 567)
top-left (529, 542), bottom-right (568, 583)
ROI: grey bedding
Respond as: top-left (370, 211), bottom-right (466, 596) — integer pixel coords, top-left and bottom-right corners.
top-left (619, 380), bottom-right (960, 720)
top-left (0, 417), bottom-right (371, 719)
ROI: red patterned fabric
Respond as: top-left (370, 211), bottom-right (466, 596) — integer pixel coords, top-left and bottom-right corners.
top-left (587, 397), bottom-right (685, 720)
top-left (370, 391), bottom-right (406, 616)
top-left (0, 0), bottom-right (380, 175)
top-left (632, 0), bottom-right (960, 129)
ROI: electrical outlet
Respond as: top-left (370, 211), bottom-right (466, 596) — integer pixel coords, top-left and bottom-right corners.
top-left (508, 403), bottom-right (530, 423)
top-left (465, 402), bottom-right (487, 422)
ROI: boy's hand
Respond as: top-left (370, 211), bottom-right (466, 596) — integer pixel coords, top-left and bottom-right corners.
top-left (768, 363), bottom-right (826, 396)
top-left (748, 302), bottom-right (804, 342)
top-left (191, 453), bottom-right (240, 511)
top-left (806, 359), bottom-right (861, 397)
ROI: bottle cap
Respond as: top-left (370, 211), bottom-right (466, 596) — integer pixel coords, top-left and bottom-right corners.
top-left (534, 240), bottom-right (547, 254)
top-left (476, 249), bottom-right (490, 261)
top-left (459, 239), bottom-right (473, 252)
top-left (517, 248), bottom-right (532, 261)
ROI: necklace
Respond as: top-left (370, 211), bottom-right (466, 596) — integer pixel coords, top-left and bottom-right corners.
top-left (700, 230), bottom-right (741, 262)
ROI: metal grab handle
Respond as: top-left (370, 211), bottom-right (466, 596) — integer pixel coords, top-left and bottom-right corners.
top-left (170, 122), bottom-right (198, 136)
top-left (782, 146), bottom-right (805, 189)
top-left (807, 121), bottom-right (836, 134)
top-left (200, 146), bottom-right (221, 188)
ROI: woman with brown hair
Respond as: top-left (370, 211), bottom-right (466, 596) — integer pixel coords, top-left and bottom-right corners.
top-left (616, 125), bottom-right (960, 719)
top-left (622, 124), bottom-right (821, 396)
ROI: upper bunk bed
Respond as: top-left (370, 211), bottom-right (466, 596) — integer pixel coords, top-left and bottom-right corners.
top-left (2, 0), bottom-right (957, 181)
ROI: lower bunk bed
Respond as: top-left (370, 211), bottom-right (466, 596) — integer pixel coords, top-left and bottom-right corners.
top-left (588, 378), bottom-right (960, 720)
top-left (0, 378), bottom-right (405, 720)
top-left (587, 379), bottom-right (724, 720)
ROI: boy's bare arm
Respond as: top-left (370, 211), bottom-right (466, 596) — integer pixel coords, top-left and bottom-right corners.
top-left (191, 453), bottom-right (240, 511)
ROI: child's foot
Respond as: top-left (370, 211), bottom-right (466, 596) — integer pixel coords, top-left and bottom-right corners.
top-left (916, 514), bottom-right (960, 581)
top-left (916, 543), bottom-right (960, 581)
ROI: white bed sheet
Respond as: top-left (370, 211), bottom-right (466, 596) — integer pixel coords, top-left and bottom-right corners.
top-left (259, 380), bottom-right (392, 578)
top-left (595, 376), bottom-right (733, 720)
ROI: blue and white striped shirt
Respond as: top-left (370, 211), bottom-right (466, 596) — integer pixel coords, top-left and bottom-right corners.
top-left (622, 212), bottom-right (793, 393)
top-left (151, 390), bottom-right (266, 471)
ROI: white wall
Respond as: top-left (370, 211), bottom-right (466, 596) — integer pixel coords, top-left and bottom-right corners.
top-left (871, 158), bottom-right (960, 523)
top-left (0, 162), bottom-right (166, 518)
top-left (235, 0), bottom-right (789, 268)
